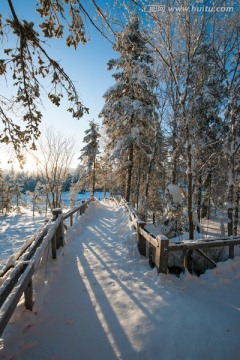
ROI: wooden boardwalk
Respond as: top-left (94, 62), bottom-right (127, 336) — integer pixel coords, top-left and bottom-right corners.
top-left (1, 200), bottom-right (240, 360)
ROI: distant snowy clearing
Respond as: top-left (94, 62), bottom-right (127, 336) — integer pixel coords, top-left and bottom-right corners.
top-left (1, 199), bottom-right (240, 360)
top-left (0, 208), bottom-right (45, 271)
top-left (0, 191), bottom-right (106, 270)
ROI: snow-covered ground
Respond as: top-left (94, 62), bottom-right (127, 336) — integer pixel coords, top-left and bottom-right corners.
top-left (0, 191), bottom-right (107, 270)
top-left (146, 212), bottom-right (228, 241)
top-left (0, 208), bottom-right (45, 271)
top-left (1, 199), bottom-right (240, 360)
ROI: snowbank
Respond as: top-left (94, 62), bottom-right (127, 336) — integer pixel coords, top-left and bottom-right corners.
top-left (1, 200), bottom-right (240, 360)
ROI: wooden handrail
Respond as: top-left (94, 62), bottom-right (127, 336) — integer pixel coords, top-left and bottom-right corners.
top-left (0, 262), bottom-right (34, 337)
top-left (63, 197), bottom-right (93, 220)
top-left (0, 222), bottom-right (50, 279)
top-left (119, 196), bottom-right (240, 275)
top-left (0, 196), bottom-right (94, 337)
top-left (168, 238), bottom-right (240, 251)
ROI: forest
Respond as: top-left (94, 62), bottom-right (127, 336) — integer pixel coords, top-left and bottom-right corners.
top-left (0, 0), bottom-right (239, 240)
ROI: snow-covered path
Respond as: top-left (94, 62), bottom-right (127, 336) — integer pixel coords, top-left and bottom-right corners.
top-left (1, 200), bottom-right (240, 360)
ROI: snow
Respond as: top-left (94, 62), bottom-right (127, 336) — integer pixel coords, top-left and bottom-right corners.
top-left (0, 209), bottom-right (45, 271)
top-left (169, 230), bottom-right (205, 243)
top-left (0, 192), bottom-right (107, 270)
top-left (1, 200), bottom-right (240, 359)
top-left (166, 184), bottom-right (184, 205)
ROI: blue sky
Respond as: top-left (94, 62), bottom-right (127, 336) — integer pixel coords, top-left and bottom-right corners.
top-left (0, 0), bottom-right (117, 169)
top-left (2, 0), bottom-right (236, 170)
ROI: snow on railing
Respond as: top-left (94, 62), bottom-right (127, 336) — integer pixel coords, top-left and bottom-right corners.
top-left (119, 197), bottom-right (240, 276)
top-left (0, 196), bottom-right (95, 338)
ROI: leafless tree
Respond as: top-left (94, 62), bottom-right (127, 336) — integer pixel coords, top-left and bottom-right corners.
top-left (38, 127), bottom-right (75, 210)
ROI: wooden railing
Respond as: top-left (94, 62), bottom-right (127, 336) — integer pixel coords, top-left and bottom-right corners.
top-left (1, 195), bottom-right (238, 336)
top-left (122, 198), bottom-right (240, 275)
top-left (0, 196), bottom-right (94, 337)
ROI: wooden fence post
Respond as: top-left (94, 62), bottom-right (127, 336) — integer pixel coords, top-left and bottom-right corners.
top-left (229, 245), bottom-right (234, 259)
top-left (80, 200), bottom-right (85, 215)
top-left (137, 221), bottom-right (146, 256)
top-left (52, 208), bottom-right (65, 248)
top-left (183, 249), bottom-right (193, 274)
top-left (51, 233), bottom-right (57, 259)
top-left (148, 245), bottom-right (154, 268)
top-left (24, 278), bottom-right (34, 310)
top-left (155, 236), bottom-right (169, 274)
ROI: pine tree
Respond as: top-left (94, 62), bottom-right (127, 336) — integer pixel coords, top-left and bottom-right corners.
top-left (14, 175), bottom-right (24, 211)
top-left (187, 42), bottom-right (227, 223)
top-left (99, 13), bottom-right (159, 203)
top-left (225, 50), bottom-right (240, 235)
top-left (26, 181), bottom-right (44, 216)
top-left (79, 120), bottom-right (100, 196)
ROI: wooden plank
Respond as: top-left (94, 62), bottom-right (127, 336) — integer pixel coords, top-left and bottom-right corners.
top-left (0, 224), bottom-right (49, 278)
top-left (155, 237), bottom-right (169, 274)
top-left (52, 211), bottom-right (64, 248)
top-left (0, 218), bottom-right (60, 309)
top-left (136, 221), bottom-right (146, 256)
top-left (183, 249), bottom-right (189, 273)
top-left (24, 278), bottom-right (34, 310)
top-left (195, 249), bottom-right (217, 267)
top-left (63, 197), bottom-right (93, 220)
top-left (0, 263), bottom-right (27, 308)
top-left (31, 218), bottom-right (61, 268)
top-left (21, 226), bottom-right (50, 263)
top-left (138, 227), bottom-right (158, 248)
top-left (169, 238), bottom-right (240, 251)
top-left (51, 233), bottom-right (57, 259)
top-left (148, 245), bottom-right (155, 267)
top-left (0, 263), bottom-right (34, 337)
top-left (123, 202), bottom-right (140, 227)
top-left (229, 245), bottom-right (234, 259)
top-left (146, 239), bottom-right (150, 258)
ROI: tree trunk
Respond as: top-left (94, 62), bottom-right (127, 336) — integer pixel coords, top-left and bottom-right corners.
top-left (227, 106), bottom-right (236, 237)
top-left (186, 125), bottom-right (194, 240)
top-left (234, 186), bottom-right (239, 236)
top-left (197, 176), bottom-right (202, 222)
top-left (92, 156), bottom-right (96, 196)
top-left (136, 157), bottom-right (141, 211)
top-left (228, 184), bottom-right (234, 236)
top-left (207, 172), bottom-right (212, 220)
top-left (143, 133), bottom-right (158, 221)
top-left (103, 180), bottom-right (106, 198)
top-left (45, 196), bottom-right (48, 217)
top-left (171, 117), bottom-right (178, 184)
top-left (125, 143), bottom-right (134, 202)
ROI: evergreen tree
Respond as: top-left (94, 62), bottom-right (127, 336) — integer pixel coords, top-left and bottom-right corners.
top-left (225, 50), bottom-right (240, 235)
top-left (79, 120), bottom-right (100, 196)
top-left (26, 181), bottom-right (44, 216)
top-left (2, 181), bottom-right (13, 215)
top-left (187, 42), bottom-right (227, 222)
top-left (14, 174), bottom-right (24, 210)
top-left (99, 13), bottom-right (159, 203)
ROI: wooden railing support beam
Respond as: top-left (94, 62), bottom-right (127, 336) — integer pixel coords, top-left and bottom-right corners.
top-left (24, 278), bottom-right (34, 310)
top-left (155, 236), bottom-right (169, 274)
top-left (229, 244), bottom-right (234, 259)
top-left (51, 233), bottom-right (57, 259)
top-left (52, 209), bottom-right (64, 248)
top-left (137, 221), bottom-right (146, 256)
